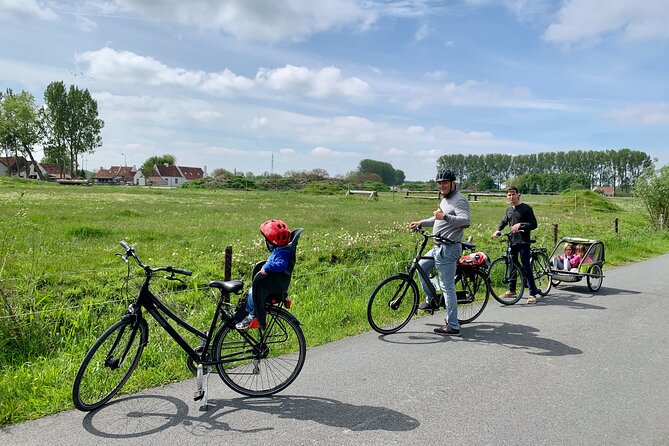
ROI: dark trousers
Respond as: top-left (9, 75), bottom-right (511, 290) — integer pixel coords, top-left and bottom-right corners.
top-left (252, 272), bottom-right (290, 328)
top-left (509, 243), bottom-right (538, 296)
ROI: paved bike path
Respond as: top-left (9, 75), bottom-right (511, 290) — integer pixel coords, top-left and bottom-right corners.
top-left (2, 254), bottom-right (668, 445)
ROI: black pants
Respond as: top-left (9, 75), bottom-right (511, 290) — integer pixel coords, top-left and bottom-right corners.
top-left (509, 243), bottom-right (538, 296)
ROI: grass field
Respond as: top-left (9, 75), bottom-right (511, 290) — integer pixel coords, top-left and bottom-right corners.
top-left (1, 177), bottom-right (668, 426)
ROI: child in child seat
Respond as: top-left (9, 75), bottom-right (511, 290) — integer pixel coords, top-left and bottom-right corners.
top-left (236, 219), bottom-right (292, 330)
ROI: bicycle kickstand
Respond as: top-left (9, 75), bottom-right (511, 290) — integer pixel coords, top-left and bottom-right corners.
top-left (194, 363), bottom-right (211, 411)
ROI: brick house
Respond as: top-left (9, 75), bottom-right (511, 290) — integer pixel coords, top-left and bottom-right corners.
top-left (94, 166), bottom-right (137, 185)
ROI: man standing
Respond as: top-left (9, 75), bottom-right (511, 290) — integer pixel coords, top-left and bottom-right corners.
top-left (410, 169), bottom-right (471, 336)
top-left (491, 185), bottom-right (539, 304)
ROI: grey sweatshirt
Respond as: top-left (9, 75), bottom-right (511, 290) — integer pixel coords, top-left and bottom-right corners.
top-left (419, 190), bottom-right (471, 243)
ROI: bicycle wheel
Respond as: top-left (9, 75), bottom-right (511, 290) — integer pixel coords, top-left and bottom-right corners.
top-left (214, 306), bottom-right (306, 397)
top-left (72, 316), bottom-right (148, 411)
top-left (367, 274), bottom-right (419, 334)
top-left (531, 251), bottom-right (552, 296)
top-left (587, 264), bottom-right (603, 292)
top-left (488, 257), bottom-right (524, 305)
top-left (456, 268), bottom-right (489, 324)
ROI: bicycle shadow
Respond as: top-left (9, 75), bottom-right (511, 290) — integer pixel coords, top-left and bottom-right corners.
top-left (82, 394), bottom-right (419, 439)
top-left (551, 285), bottom-right (641, 297)
top-left (460, 322), bottom-right (583, 357)
top-left (376, 331), bottom-right (452, 345)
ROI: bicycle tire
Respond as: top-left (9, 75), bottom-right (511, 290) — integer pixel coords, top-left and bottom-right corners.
top-left (531, 251), bottom-right (552, 296)
top-left (488, 257), bottom-right (524, 305)
top-left (367, 274), bottom-right (419, 334)
top-left (587, 264), bottom-right (603, 292)
top-left (456, 267), bottom-right (490, 324)
top-left (214, 306), bottom-right (306, 397)
top-left (72, 316), bottom-right (148, 411)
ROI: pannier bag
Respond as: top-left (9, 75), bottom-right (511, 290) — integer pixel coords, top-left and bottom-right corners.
top-left (458, 252), bottom-right (489, 267)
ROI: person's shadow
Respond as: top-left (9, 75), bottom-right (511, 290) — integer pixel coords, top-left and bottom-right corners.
top-left (82, 394), bottom-right (419, 439)
top-left (377, 321), bottom-right (582, 357)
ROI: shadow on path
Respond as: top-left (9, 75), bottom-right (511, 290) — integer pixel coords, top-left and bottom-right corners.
top-left (82, 394), bottom-right (419, 439)
top-left (377, 321), bottom-right (582, 357)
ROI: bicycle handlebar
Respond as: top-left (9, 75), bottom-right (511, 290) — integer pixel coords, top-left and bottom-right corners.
top-left (119, 240), bottom-right (193, 276)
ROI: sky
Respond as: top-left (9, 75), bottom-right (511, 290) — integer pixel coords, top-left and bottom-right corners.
top-left (1, 0), bottom-right (668, 181)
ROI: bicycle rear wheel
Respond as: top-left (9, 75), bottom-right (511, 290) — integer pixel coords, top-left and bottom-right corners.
top-left (531, 251), bottom-right (552, 296)
top-left (488, 257), bottom-right (524, 305)
top-left (214, 306), bottom-right (306, 397)
top-left (72, 316), bottom-right (148, 411)
top-left (367, 274), bottom-right (419, 334)
top-left (456, 268), bottom-right (490, 324)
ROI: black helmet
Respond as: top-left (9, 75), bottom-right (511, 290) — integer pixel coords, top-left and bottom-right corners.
top-left (436, 168), bottom-right (456, 182)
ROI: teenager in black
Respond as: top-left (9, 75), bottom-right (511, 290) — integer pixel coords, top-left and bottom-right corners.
top-left (491, 186), bottom-right (539, 304)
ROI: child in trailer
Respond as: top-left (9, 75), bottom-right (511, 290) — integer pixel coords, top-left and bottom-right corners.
top-left (552, 243), bottom-right (581, 272)
top-left (236, 219), bottom-right (292, 330)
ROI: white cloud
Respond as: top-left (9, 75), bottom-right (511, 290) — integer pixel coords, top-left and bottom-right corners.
top-left (608, 103), bottom-right (669, 126)
top-left (311, 147), bottom-right (360, 158)
top-left (105, 0), bottom-right (374, 42)
top-left (76, 48), bottom-right (369, 102)
top-left (251, 116), bottom-right (268, 129)
top-left (387, 148), bottom-right (405, 156)
top-left (279, 148), bottom-right (296, 155)
top-left (0, 0), bottom-right (57, 21)
top-left (414, 23), bottom-right (431, 41)
top-left (544, 0), bottom-right (669, 45)
top-left (256, 65), bottom-right (371, 100)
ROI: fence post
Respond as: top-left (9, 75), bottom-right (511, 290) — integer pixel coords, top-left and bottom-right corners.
top-left (552, 223), bottom-right (558, 246)
top-left (614, 217), bottom-right (619, 234)
top-left (224, 245), bottom-right (232, 281)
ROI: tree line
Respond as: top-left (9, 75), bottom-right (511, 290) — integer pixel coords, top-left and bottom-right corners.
top-left (437, 149), bottom-right (654, 194)
top-left (0, 83), bottom-right (103, 179)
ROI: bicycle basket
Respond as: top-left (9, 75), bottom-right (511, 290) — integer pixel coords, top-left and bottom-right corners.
top-left (458, 252), bottom-right (489, 267)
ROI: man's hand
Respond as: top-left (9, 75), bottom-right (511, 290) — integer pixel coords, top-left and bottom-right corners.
top-left (491, 230), bottom-right (501, 238)
top-left (260, 268), bottom-right (268, 275)
top-left (433, 208), bottom-right (445, 220)
top-left (409, 221), bottom-right (421, 230)
top-left (510, 223), bottom-right (522, 233)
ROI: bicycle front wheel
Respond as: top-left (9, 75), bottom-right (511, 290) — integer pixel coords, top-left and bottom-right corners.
top-left (367, 274), bottom-right (419, 334)
top-left (72, 316), bottom-right (148, 411)
top-left (489, 257), bottom-right (524, 305)
top-left (214, 306), bottom-right (306, 397)
top-left (456, 268), bottom-right (490, 324)
top-left (531, 251), bottom-right (552, 296)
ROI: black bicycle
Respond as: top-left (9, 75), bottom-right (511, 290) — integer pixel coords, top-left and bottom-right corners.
top-left (72, 237), bottom-right (306, 411)
top-left (367, 228), bottom-right (490, 334)
top-left (488, 231), bottom-right (551, 305)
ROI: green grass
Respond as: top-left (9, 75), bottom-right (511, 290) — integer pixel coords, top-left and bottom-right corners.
top-left (1, 177), bottom-right (668, 426)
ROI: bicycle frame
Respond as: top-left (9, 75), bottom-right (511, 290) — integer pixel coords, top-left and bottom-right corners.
top-left (122, 250), bottom-right (265, 370)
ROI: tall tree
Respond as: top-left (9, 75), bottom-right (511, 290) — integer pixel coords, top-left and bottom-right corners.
top-left (140, 154), bottom-right (176, 178)
top-left (0, 89), bottom-right (45, 179)
top-left (357, 159), bottom-right (403, 185)
top-left (42, 81), bottom-right (103, 178)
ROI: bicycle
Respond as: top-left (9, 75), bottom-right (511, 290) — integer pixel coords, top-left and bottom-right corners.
top-left (367, 227), bottom-right (490, 334)
top-left (72, 237), bottom-right (307, 412)
top-left (488, 231), bottom-right (551, 305)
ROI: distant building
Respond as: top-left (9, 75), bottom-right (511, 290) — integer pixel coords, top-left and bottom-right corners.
top-left (592, 185), bottom-right (614, 197)
top-left (135, 164), bottom-right (204, 187)
top-left (94, 166), bottom-right (137, 185)
top-left (0, 156), bottom-right (39, 178)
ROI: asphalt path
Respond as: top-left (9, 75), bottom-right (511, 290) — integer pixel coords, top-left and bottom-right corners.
top-left (2, 254), bottom-right (668, 445)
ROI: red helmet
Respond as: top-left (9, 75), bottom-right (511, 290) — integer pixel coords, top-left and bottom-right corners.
top-left (260, 220), bottom-right (291, 247)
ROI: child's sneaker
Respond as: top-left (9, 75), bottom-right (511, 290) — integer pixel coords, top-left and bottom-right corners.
top-left (235, 315), bottom-right (255, 330)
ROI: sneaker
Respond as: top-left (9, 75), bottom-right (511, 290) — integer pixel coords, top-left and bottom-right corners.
top-left (527, 295), bottom-right (537, 304)
top-left (418, 301), bottom-right (438, 311)
top-left (501, 290), bottom-right (517, 298)
top-left (434, 324), bottom-right (461, 336)
top-left (235, 315), bottom-right (255, 330)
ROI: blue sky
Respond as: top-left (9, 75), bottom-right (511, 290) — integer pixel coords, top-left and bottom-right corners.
top-left (1, 0), bottom-right (668, 180)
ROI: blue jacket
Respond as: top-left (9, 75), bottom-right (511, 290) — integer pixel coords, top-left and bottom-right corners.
top-left (264, 245), bottom-right (291, 273)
